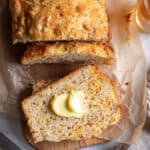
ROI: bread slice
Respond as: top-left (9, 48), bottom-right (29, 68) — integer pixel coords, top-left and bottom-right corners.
top-left (22, 65), bottom-right (121, 143)
top-left (32, 80), bottom-right (53, 93)
top-left (10, 0), bottom-right (109, 44)
top-left (21, 42), bottom-right (114, 64)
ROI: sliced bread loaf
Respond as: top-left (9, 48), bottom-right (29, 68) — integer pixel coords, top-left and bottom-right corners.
top-left (22, 65), bottom-right (121, 143)
top-left (10, 0), bottom-right (109, 44)
top-left (21, 42), bottom-right (114, 64)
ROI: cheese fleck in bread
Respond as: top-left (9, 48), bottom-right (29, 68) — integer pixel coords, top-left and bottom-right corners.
top-left (10, 0), bottom-right (109, 44)
top-left (22, 42), bottom-right (114, 64)
top-left (22, 65), bottom-right (121, 143)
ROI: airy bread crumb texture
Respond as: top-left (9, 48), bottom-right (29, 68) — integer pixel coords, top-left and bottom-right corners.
top-left (22, 42), bottom-right (114, 64)
top-left (10, 0), bottom-right (109, 43)
top-left (22, 65), bottom-right (121, 143)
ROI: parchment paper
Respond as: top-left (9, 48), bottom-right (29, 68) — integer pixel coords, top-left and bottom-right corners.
top-left (0, 0), bottom-right (147, 145)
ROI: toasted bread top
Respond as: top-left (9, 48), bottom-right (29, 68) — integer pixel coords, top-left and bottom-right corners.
top-left (10, 0), bottom-right (109, 44)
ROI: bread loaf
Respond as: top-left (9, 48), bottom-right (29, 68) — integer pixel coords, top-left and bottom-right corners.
top-left (10, 0), bottom-right (109, 44)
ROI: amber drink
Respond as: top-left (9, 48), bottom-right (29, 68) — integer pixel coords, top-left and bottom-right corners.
top-left (135, 0), bottom-right (150, 32)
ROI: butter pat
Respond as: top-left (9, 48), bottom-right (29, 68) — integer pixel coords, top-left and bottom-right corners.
top-left (50, 94), bottom-right (74, 117)
top-left (67, 90), bottom-right (84, 114)
top-left (50, 90), bottom-right (85, 118)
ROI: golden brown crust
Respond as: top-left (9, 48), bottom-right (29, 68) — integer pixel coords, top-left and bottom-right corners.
top-left (22, 65), bottom-right (121, 143)
top-left (10, 0), bottom-right (109, 44)
top-left (21, 42), bottom-right (114, 64)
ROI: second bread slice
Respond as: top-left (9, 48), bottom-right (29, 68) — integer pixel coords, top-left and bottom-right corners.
top-left (22, 65), bottom-right (121, 143)
top-left (21, 42), bottom-right (114, 64)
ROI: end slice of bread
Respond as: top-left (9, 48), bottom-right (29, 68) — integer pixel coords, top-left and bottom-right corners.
top-left (21, 42), bottom-right (114, 64)
top-left (22, 65), bottom-right (121, 143)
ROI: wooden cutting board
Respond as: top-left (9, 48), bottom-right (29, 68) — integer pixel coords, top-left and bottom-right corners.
top-left (22, 121), bottom-right (107, 150)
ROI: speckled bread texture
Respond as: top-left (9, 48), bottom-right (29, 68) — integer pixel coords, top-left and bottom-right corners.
top-left (32, 80), bottom-right (53, 93)
top-left (22, 65), bottom-right (121, 143)
top-left (22, 42), bottom-right (114, 64)
top-left (10, 0), bottom-right (109, 44)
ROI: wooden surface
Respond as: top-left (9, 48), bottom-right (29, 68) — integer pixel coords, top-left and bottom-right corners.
top-left (22, 121), bottom-right (107, 150)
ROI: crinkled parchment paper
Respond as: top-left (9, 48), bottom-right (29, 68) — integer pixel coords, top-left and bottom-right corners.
top-left (0, 0), bottom-right (147, 145)
top-left (98, 0), bottom-right (147, 144)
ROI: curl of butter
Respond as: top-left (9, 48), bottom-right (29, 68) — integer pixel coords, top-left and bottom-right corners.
top-left (50, 90), bottom-right (84, 118)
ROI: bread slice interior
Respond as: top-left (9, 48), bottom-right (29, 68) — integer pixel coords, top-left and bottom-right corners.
top-left (22, 65), bottom-right (121, 143)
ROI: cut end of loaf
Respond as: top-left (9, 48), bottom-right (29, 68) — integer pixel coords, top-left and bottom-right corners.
top-left (22, 65), bottom-right (121, 143)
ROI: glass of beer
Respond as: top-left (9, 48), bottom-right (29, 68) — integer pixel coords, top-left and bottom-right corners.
top-left (135, 0), bottom-right (150, 32)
